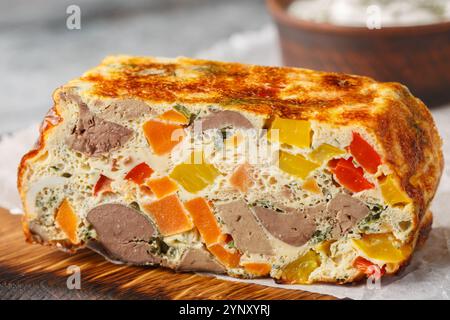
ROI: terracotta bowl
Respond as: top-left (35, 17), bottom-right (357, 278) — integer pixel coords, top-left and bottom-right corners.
top-left (267, 0), bottom-right (450, 106)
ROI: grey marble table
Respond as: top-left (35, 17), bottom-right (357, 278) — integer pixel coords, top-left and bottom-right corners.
top-left (0, 0), bottom-right (270, 135)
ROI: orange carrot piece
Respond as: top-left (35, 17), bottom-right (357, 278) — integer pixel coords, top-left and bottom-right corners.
top-left (158, 109), bottom-right (189, 125)
top-left (184, 197), bottom-right (222, 245)
top-left (55, 199), bottom-right (79, 244)
top-left (143, 120), bottom-right (185, 155)
top-left (125, 162), bottom-right (154, 185)
top-left (184, 198), bottom-right (242, 268)
top-left (143, 194), bottom-right (193, 236)
top-left (229, 163), bottom-right (253, 193)
top-left (302, 176), bottom-right (322, 194)
top-left (208, 244), bottom-right (241, 268)
top-left (147, 176), bottom-right (179, 199)
top-left (242, 262), bottom-right (272, 276)
top-left (93, 174), bottom-right (114, 196)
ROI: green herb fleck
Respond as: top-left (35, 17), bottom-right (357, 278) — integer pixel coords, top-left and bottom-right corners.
top-left (146, 237), bottom-right (170, 255)
top-left (368, 203), bottom-right (386, 215)
top-left (311, 228), bottom-right (330, 244)
top-left (226, 98), bottom-right (247, 106)
top-left (155, 237), bottom-right (169, 255)
top-left (220, 127), bottom-right (229, 140)
top-left (129, 201), bottom-right (141, 211)
top-left (173, 104), bottom-right (198, 125)
top-left (173, 104), bottom-right (190, 118)
top-left (358, 203), bottom-right (386, 231)
top-left (226, 241), bottom-right (235, 249)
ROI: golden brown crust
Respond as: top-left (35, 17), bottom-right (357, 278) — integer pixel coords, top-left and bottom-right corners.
top-left (373, 87), bottom-right (443, 222)
top-left (18, 102), bottom-right (63, 247)
top-left (383, 210), bottom-right (433, 278)
top-left (79, 56), bottom-right (378, 119)
top-left (415, 209), bottom-right (433, 248)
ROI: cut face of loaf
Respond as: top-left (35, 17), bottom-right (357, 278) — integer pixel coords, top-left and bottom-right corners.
top-left (18, 55), bottom-right (443, 284)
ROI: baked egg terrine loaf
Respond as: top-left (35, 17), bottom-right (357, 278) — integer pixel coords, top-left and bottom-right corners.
top-left (18, 55), bottom-right (443, 284)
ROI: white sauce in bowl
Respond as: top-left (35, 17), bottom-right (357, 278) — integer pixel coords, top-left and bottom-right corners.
top-left (288, 0), bottom-right (450, 27)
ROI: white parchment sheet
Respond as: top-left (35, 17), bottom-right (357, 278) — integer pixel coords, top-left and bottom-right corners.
top-left (1, 24), bottom-right (449, 299)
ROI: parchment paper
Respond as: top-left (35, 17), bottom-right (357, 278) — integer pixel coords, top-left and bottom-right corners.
top-left (1, 24), bottom-right (448, 299)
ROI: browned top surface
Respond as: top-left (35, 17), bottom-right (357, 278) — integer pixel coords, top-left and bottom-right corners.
top-left (74, 55), bottom-right (380, 121)
top-left (0, 208), bottom-right (335, 300)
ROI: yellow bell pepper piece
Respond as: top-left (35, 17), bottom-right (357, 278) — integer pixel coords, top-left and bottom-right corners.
top-left (352, 233), bottom-right (411, 263)
top-left (315, 240), bottom-right (334, 257)
top-left (281, 250), bottom-right (321, 284)
top-left (268, 117), bottom-right (312, 148)
top-left (170, 152), bottom-right (220, 193)
top-left (379, 175), bottom-right (411, 206)
top-left (279, 151), bottom-right (320, 180)
top-left (308, 143), bottom-right (345, 164)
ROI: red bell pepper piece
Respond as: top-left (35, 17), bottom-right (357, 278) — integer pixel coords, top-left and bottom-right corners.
top-left (329, 157), bottom-right (361, 172)
top-left (349, 132), bottom-right (382, 174)
top-left (330, 157), bottom-right (374, 193)
top-left (328, 158), bottom-right (340, 170)
top-left (93, 174), bottom-right (114, 196)
top-left (353, 256), bottom-right (386, 280)
top-left (125, 162), bottom-right (154, 185)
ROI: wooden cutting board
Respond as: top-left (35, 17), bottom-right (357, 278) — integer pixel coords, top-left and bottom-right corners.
top-left (0, 208), bottom-right (335, 300)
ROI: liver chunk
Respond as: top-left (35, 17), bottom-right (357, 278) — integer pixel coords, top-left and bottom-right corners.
top-left (253, 194), bottom-right (370, 246)
top-left (177, 248), bottom-right (226, 273)
top-left (66, 102), bottom-right (133, 157)
top-left (101, 99), bottom-right (154, 120)
top-left (87, 204), bottom-right (161, 265)
top-left (216, 200), bottom-right (274, 255)
top-left (253, 205), bottom-right (322, 247)
top-left (327, 193), bottom-right (369, 236)
top-left (200, 110), bottom-right (253, 130)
